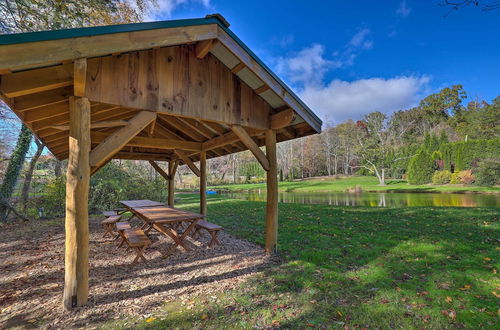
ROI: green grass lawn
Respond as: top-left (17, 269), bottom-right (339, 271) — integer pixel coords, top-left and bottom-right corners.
top-left (110, 194), bottom-right (499, 329)
top-left (210, 176), bottom-right (500, 194)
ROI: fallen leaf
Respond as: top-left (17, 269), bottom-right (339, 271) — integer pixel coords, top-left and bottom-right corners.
top-left (201, 314), bottom-right (209, 320)
top-left (459, 285), bottom-right (471, 291)
top-left (492, 291), bottom-right (500, 298)
top-left (445, 296), bottom-right (453, 303)
top-left (483, 257), bottom-right (492, 262)
top-left (145, 317), bottom-right (156, 323)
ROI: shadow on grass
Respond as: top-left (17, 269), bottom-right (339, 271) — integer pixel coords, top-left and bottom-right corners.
top-left (152, 196), bottom-right (499, 328)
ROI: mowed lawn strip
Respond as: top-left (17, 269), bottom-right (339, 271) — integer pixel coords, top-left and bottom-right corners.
top-left (109, 194), bottom-right (499, 329)
top-left (210, 176), bottom-right (500, 193)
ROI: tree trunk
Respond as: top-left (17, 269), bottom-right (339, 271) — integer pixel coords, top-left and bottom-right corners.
top-left (20, 139), bottom-right (44, 211)
top-left (0, 125), bottom-right (32, 222)
top-left (54, 160), bottom-right (62, 177)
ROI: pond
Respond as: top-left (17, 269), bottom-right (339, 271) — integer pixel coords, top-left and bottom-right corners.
top-left (220, 190), bottom-right (500, 207)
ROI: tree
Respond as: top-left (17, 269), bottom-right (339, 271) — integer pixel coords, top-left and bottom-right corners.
top-left (440, 0), bottom-right (500, 14)
top-left (0, 0), bottom-right (155, 221)
top-left (407, 149), bottom-right (435, 184)
top-left (20, 138), bottom-right (44, 211)
top-left (0, 125), bottom-right (32, 221)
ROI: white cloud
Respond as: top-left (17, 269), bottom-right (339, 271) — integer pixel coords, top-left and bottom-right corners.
top-left (348, 28), bottom-right (373, 50)
top-left (299, 76), bottom-right (431, 122)
top-left (275, 44), bottom-right (340, 86)
top-left (145, 0), bottom-right (211, 20)
top-left (396, 1), bottom-right (411, 18)
top-left (274, 29), bottom-right (373, 86)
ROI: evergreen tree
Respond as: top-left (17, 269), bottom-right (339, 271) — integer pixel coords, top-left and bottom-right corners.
top-left (407, 148), bottom-right (434, 184)
top-left (0, 125), bottom-right (32, 221)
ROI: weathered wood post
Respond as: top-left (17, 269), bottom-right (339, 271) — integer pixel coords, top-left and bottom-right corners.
top-left (265, 129), bottom-right (278, 253)
top-left (167, 161), bottom-right (176, 206)
top-left (63, 96), bottom-right (91, 310)
top-left (200, 151), bottom-right (207, 215)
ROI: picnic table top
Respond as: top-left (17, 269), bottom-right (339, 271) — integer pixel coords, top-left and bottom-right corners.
top-left (120, 199), bottom-right (165, 209)
top-left (132, 206), bottom-right (206, 223)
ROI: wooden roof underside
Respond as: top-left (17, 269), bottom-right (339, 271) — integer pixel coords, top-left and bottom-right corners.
top-left (0, 21), bottom-right (320, 167)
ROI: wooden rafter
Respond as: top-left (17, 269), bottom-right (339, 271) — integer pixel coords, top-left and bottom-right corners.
top-left (0, 64), bottom-right (73, 98)
top-left (231, 125), bottom-right (270, 171)
top-left (91, 131), bottom-right (202, 151)
top-left (175, 150), bottom-right (201, 177)
top-left (149, 161), bottom-right (170, 180)
top-left (195, 39), bottom-right (217, 59)
top-left (89, 111), bottom-right (156, 169)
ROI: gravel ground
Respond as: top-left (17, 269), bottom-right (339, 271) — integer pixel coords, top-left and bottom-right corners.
top-left (0, 216), bottom-right (273, 329)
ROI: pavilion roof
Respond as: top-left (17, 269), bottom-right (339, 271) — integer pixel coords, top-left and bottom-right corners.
top-left (0, 14), bottom-right (322, 165)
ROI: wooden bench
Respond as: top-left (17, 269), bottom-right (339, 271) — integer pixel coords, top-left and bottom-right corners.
top-left (115, 222), bottom-right (132, 247)
top-left (123, 228), bottom-right (151, 264)
top-left (193, 220), bottom-right (223, 247)
top-left (103, 210), bottom-right (118, 217)
top-left (101, 215), bottom-right (122, 238)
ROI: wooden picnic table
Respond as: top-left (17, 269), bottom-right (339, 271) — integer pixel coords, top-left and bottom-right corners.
top-left (119, 199), bottom-right (165, 221)
top-left (120, 201), bottom-right (205, 257)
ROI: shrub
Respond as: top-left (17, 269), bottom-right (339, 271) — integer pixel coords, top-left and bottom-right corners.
top-left (475, 159), bottom-right (500, 186)
top-left (407, 149), bottom-right (434, 184)
top-left (432, 170), bottom-right (451, 184)
top-left (450, 170), bottom-right (475, 185)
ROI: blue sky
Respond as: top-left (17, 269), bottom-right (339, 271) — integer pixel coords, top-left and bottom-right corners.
top-left (148, 0), bottom-right (499, 123)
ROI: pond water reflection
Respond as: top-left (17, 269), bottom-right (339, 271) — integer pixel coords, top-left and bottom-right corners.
top-left (220, 190), bottom-right (500, 207)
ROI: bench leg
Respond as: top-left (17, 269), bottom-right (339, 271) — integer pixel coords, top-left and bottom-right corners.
top-left (132, 246), bottom-right (147, 265)
top-left (102, 224), bottom-right (114, 238)
top-left (208, 231), bottom-right (221, 247)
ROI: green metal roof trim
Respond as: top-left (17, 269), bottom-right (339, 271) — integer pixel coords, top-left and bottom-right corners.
top-left (0, 15), bottom-right (322, 131)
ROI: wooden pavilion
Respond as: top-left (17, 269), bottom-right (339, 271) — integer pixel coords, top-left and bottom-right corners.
top-left (0, 14), bottom-right (322, 310)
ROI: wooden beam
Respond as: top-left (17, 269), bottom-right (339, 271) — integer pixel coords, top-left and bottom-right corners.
top-left (91, 131), bottom-right (202, 151)
top-left (51, 120), bottom-right (129, 131)
top-left (73, 58), bottom-right (87, 97)
top-left (231, 125), bottom-right (270, 171)
top-left (231, 62), bottom-right (245, 74)
top-left (12, 86), bottom-right (72, 112)
top-left (0, 65), bottom-right (73, 98)
top-left (175, 150), bottom-right (201, 177)
top-left (200, 151), bottom-right (207, 215)
top-left (270, 109), bottom-right (296, 130)
top-left (63, 96), bottom-right (90, 310)
top-left (23, 101), bottom-right (68, 123)
top-left (195, 39), bottom-right (217, 59)
top-left (265, 129), bottom-right (278, 254)
top-left (89, 111), bottom-right (156, 168)
top-left (149, 161), bottom-right (170, 180)
top-left (255, 84), bottom-right (270, 94)
top-left (0, 24), bottom-right (218, 71)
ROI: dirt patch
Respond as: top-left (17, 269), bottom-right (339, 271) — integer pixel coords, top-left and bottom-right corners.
top-left (0, 216), bottom-right (274, 329)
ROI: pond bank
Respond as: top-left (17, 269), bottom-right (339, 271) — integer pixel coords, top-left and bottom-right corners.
top-left (210, 176), bottom-right (500, 194)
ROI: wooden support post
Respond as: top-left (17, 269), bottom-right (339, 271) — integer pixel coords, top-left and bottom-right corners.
top-left (167, 161), bottom-right (177, 206)
top-left (200, 151), bottom-right (207, 215)
top-left (63, 96), bottom-right (91, 310)
top-left (265, 129), bottom-right (278, 254)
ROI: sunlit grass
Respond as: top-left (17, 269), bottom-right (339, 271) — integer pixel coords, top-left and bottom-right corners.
top-left (210, 175), bottom-right (500, 193)
top-left (108, 194), bottom-right (499, 329)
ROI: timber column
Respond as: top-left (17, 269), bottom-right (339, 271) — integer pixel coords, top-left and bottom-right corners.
top-left (265, 129), bottom-right (278, 253)
top-left (200, 151), bottom-right (207, 215)
top-left (167, 161), bottom-right (177, 206)
top-left (63, 96), bottom-right (91, 309)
